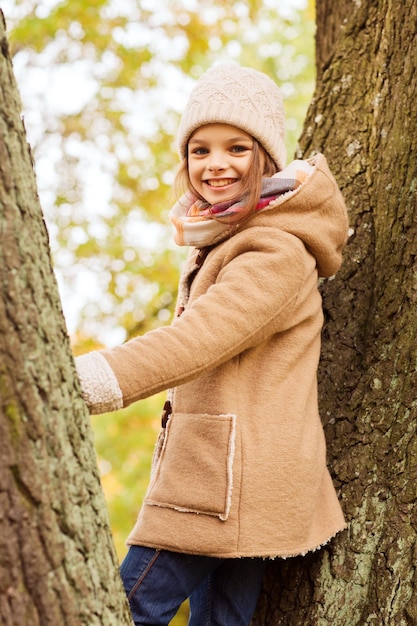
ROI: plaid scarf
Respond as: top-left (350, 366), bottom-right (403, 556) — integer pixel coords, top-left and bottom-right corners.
top-left (169, 159), bottom-right (313, 248)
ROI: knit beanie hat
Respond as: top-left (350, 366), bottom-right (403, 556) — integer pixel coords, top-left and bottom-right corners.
top-left (177, 63), bottom-right (286, 170)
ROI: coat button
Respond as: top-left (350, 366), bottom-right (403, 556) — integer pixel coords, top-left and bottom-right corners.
top-left (161, 400), bottom-right (172, 428)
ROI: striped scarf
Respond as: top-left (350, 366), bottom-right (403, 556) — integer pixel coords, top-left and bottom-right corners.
top-left (169, 159), bottom-right (313, 248)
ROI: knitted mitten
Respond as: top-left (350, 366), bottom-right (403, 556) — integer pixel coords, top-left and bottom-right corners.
top-left (75, 352), bottom-right (123, 415)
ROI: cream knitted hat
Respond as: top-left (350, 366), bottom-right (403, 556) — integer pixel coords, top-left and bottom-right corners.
top-left (177, 63), bottom-right (286, 170)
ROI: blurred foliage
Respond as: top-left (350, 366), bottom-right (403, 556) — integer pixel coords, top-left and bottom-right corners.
top-left (5, 0), bottom-right (315, 345)
top-left (5, 2), bottom-right (315, 623)
top-left (91, 396), bottom-right (161, 558)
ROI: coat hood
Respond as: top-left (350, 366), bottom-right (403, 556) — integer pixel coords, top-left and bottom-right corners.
top-left (257, 154), bottom-right (349, 277)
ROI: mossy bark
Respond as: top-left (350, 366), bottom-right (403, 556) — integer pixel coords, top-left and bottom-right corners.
top-left (0, 14), bottom-right (133, 626)
top-left (253, 0), bottom-right (417, 624)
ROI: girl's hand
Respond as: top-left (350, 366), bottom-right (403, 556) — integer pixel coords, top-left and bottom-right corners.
top-left (75, 352), bottom-right (123, 415)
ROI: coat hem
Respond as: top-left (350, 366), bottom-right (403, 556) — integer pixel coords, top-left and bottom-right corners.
top-left (126, 522), bottom-right (347, 560)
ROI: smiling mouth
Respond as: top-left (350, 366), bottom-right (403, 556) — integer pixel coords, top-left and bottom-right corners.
top-left (206, 178), bottom-right (237, 187)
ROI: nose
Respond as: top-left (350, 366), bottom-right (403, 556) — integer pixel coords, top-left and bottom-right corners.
top-left (207, 150), bottom-right (228, 172)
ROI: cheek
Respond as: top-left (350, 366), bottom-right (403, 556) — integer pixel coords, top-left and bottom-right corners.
top-left (241, 156), bottom-right (254, 176)
top-left (188, 163), bottom-right (202, 183)
top-left (188, 169), bottom-right (197, 185)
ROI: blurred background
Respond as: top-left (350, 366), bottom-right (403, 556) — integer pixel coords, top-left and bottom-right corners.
top-left (3, 1), bottom-right (315, 622)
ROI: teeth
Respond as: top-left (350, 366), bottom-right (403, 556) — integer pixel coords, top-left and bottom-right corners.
top-left (207, 179), bottom-right (235, 187)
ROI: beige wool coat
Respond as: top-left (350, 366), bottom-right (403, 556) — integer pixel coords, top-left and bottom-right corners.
top-left (79, 154), bottom-right (348, 558)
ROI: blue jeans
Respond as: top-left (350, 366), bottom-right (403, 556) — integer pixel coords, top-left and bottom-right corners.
top-left (120, 545), bottom-right (266, 625)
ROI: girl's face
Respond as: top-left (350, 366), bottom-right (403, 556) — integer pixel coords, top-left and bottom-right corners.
top-left (187, 123), bottom-right (260, 205)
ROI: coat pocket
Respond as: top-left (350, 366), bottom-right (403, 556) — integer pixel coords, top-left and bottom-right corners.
top-left (145, 412), bottom-right (236, 521)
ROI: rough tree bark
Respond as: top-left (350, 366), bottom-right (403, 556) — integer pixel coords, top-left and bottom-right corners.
top-left (253, 0), bottom-right (417, 624)
top-left (0, 14), bottom-right (133, 626)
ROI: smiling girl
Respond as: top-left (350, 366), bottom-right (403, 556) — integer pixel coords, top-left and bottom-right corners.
top-left (76, 63), bottom-right (349, 625)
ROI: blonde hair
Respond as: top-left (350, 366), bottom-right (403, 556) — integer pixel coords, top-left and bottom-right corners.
top-left (174, 139), bottom-right (278, 222)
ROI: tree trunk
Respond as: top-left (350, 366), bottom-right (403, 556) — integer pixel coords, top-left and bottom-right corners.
top-left (254, 0), bottom-right (417, 624)
top-left (0, 14), bottom-right (133, 626)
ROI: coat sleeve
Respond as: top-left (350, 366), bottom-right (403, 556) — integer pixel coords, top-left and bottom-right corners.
top-left (77, 229), bottom-right (310, 413)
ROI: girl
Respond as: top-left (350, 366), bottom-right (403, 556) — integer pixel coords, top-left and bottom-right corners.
top-left (76, 63), bottom-right (348, 626)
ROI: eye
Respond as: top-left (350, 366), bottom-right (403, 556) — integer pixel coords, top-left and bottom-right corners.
top-left (189, 146), bottom-right (208, 156)
top-left (231, 145), bottom-right (250, 153)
